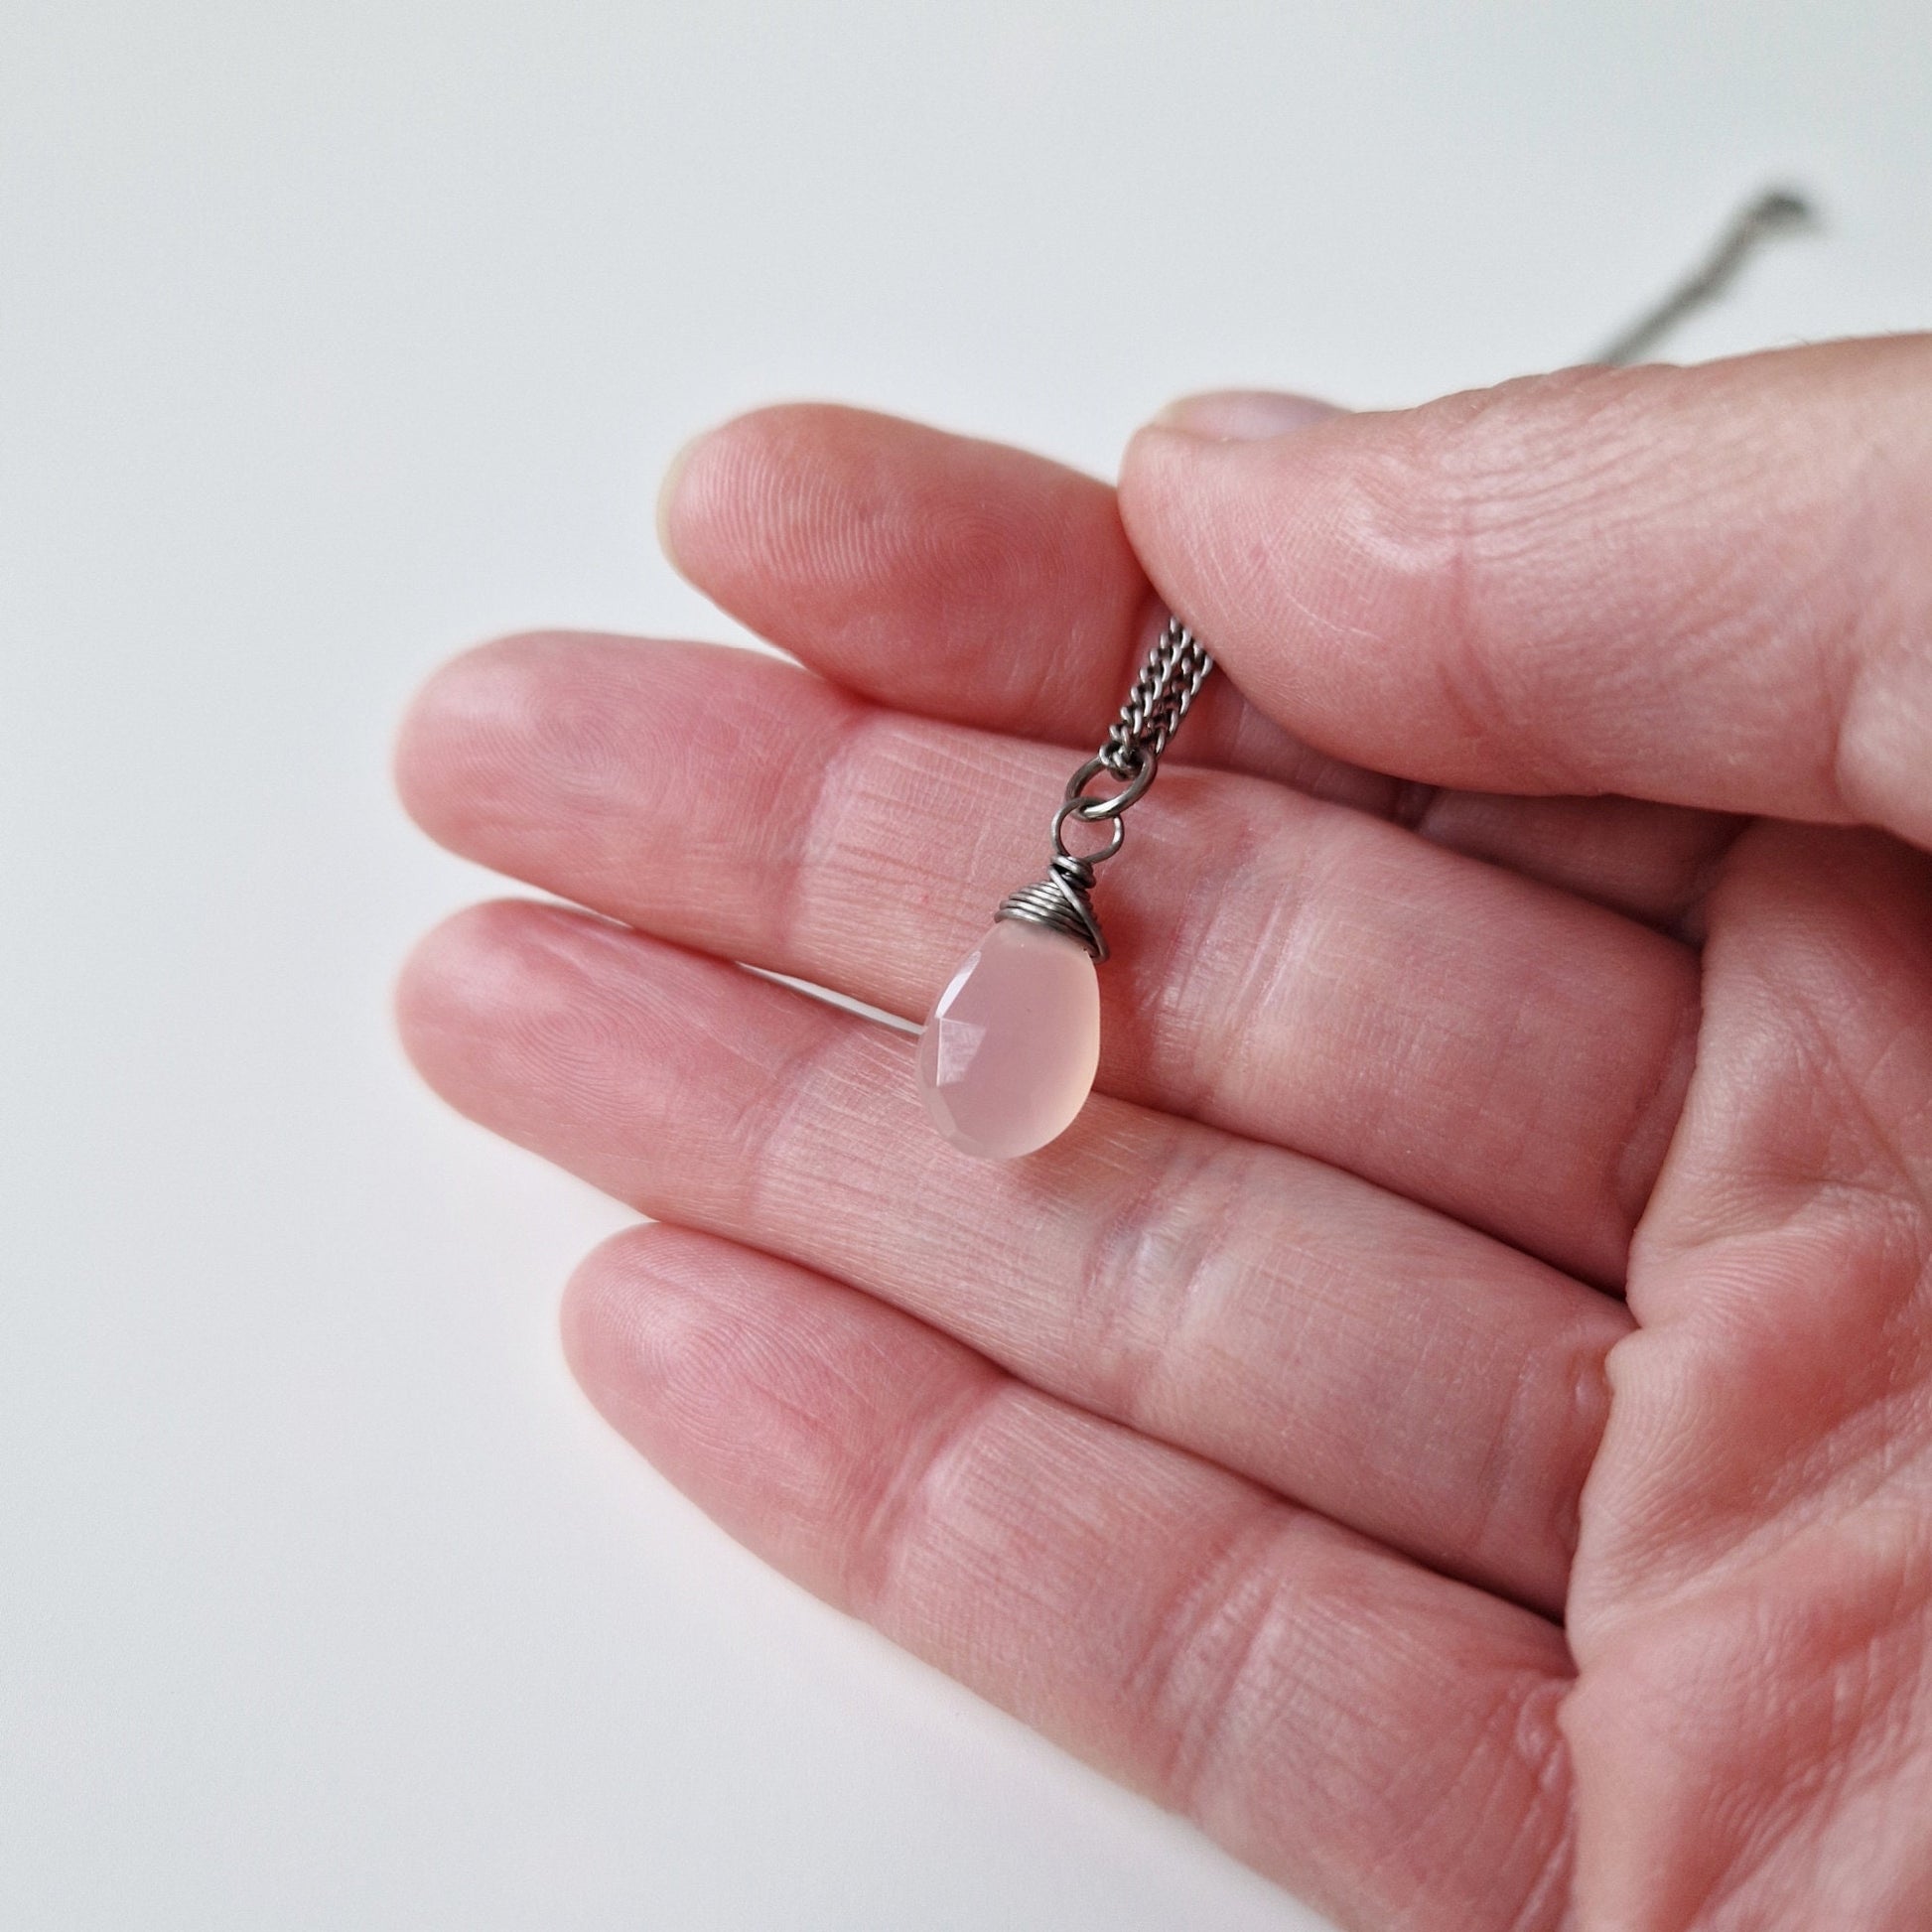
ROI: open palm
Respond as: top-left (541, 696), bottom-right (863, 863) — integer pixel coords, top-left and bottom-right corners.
top-left (397, 340), bottom-right (1932, 1930)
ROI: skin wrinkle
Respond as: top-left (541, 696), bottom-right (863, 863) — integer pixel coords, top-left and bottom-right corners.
top-left (913, 687), bottom-right (1635, 1284)
top-left (1162, 782), bottom-right (1308, 1129)
top-left (1497, 1681), bottom-right (1580, 1932)
top-left (1397, 1244), bottom-right (1606, 1607)
top-left (1820, 390), bottom-right (1932, 828)
top-left (786, 701), bottom-right (956, 998)
top-left (1338, 1636), bottom-right (1572, 1932)
top-left (1561, 1621), bottom-right (1791, 1930)
top-left (1676, 861), bottom-right (1932, 1241)
top-left (890, 724), bottom-right (1083, 955)
top-left (1796, 1362), bottom-right (1932, 1539)
top-left (1835, 441), bottom-right (1932, 831)
top-left (1357, 919), bottom-right (1599, 1261)
top-left (694, 1016), bottom-right (820, 1210)
top-left (760, 676), bottom-right (1058, 989)
top-left (1393, 1670), bottom-right (1572, 1932)
top-left (840, 1362), bottom-right (1016, 1622)
top-left (1421, 453), bottom-right (1535, 783)
top-left (1072, 1129), bottom-right (1256, 1436)
top-left (659, 1262), bottom-right (857, 1478)
top-left (1856, 1000), bottom-right (1932, 1185)
top-left (1866, 1550), bottom-right (1932, 1783)
top-left (1138, 754), bottom-right (1675, 1277)
top-left (722, 425), bottom-right (891, 621)
top-left (1688, 1563), bottom-right (1932, 1926)
top-left (1775, 531), bottom-right (1869, 822)
top-left (1425, 372), bottom-right (1817, 785)
top-left (1664, 1230), bottom-right (1932, 1584)
top-left (499, 912), bottom-right (687, 1125)
top-left (1556, 826), bottom-right (1932, 1917)
top-left (1121, 345), bottom-right (1932, 838)
top-left (1466, 1314), bottom-right (1613, 1587)
top-left (749, 1017), bottom-right (1133, 1378)
top-left (1463, 935), bottom-right (1585, 1189)
top-left (564, 1217), bottom-right (1587, 1932)
top-left (745, 1019), bottom-right (929, 1281)
top-left (1551, 1343), bottom-right (1610, 1568)
top-left (1380, 1309), bottom-right (1500, 1564)
top-left (766, 674), bottom-right (877, 978)
top-left (1119, 1500), bottom-right (1308, 1816)
top-left (1175, 792), bottom-right (1632, 1279)
top-left (662, 952), bottom-right (896, 1239)
top-left (1813, 991), bottom-right (1932, 1213)
top-left (1802, 1558), bottom-right (1932, 1832)
top-left (1047, 538), bottom-right (1162, 734)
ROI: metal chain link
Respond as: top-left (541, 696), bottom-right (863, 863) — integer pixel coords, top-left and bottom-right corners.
top-left (1099, 617), bottom-right (1213, 778)
top-left (1052, 616), bottom-right (1212, 851)
top-left (994, 616), bottom-right (1212, 961)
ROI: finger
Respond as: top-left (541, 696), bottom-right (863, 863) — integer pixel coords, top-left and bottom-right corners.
top-left (397, 633), bottom-right (1701, 1285)
top-left (397, 899), bottom-right (1628, 1611)
top-left (1118, 337), bottom-right (1932, 847)
top-left (668, 401), bottom-right (1753, 927)
top-left (660, 401), bottom-right (1384, 806)
top-left (1401, 788), bottom-right (1743, 935)
top-left (565, 1222), bottom-right (1576, 1932)
top-left (662, 401), bottom-right (1739, 921)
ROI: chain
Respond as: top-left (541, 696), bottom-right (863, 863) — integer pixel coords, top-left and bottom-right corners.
top-left (1100, 618), bottom-right (1213, 777)
top-left (994, 617), bottom-right (1213, 960)
top-left (1048, 617), bottom-right (1213, 858)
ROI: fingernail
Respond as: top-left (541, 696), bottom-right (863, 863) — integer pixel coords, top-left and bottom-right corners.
top-left (1149, 390), bottom-right (1342, 442)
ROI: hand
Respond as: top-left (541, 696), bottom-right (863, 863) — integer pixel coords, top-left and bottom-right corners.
top-left (395, 338), bottom-right (1932, 1930)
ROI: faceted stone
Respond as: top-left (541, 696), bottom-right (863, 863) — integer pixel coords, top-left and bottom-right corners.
top-left (916, 918), bottom-right (1101, 1160)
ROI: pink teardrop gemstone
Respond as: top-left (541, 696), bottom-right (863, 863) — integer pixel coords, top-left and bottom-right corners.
top-left (916, 919), bottom-right (1101, 1159)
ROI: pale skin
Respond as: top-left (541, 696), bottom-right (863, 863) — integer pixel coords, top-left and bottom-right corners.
top-left (395, 337), bottom-right (1932, 1930)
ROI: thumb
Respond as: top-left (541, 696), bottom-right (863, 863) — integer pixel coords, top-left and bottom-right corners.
top-left (1119, 340), bottom-right (1932, 848)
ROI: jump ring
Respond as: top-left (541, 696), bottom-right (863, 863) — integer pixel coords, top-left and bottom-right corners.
top-left (1060, 753), bottom-right (1156, 821)
top-left (1051, 797), bottom-right (1126, 864)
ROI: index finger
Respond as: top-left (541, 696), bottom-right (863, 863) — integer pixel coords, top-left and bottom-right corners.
top-left (1118, 337), bottom-right (1932, 847)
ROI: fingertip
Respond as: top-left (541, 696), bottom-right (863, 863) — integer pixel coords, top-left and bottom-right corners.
top-left (652, 401), bottom-right (879, 598)
top-left (560, 1221), bottom-right (692, 1425)
top-left (392, 898), bottom-right (530, 1075)
top-left (1119, 394), bottom-right (1344, 553)
top-left (392, 631), bottom-right (564, 844)
top-left (393, 897), bottom-right (609, 1125)
top-left (556, 1224), bottom-right (937, 1601)
top-left (392, 655), bottom-right (464, 836)
top-left (654, 427), bottom-right (713, 581)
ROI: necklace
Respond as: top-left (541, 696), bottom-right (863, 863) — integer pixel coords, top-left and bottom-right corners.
top-left (912, 187), bottom-right (1817, 1161)
top-left (915, 619), bottom-right (1211, 1159)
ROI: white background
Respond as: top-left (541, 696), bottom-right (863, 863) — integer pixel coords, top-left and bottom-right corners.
top-left (5, 4), bottom-right (1931, 1927)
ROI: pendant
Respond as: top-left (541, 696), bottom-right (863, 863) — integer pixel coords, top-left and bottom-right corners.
top-left (916, 918), bottom-right (1100, 1160)
top-left (916, 620), bottom-right (1212, 1159)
